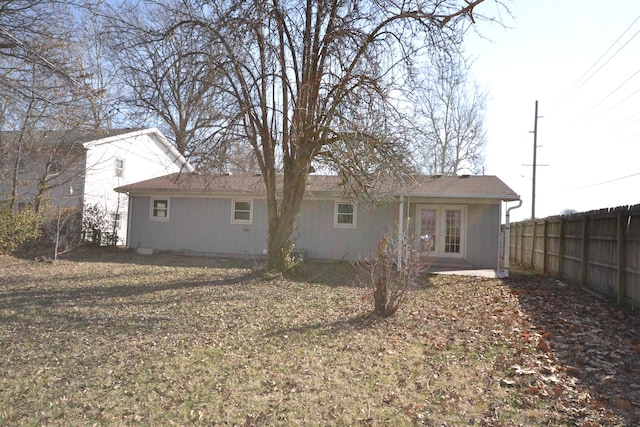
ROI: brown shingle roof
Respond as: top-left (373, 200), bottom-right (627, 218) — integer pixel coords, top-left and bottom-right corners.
top-left (116, 173), bottom-right (519, 201)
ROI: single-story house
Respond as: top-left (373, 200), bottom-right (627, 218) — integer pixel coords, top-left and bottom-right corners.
top-left (115, 173), bottom-right (520, 270)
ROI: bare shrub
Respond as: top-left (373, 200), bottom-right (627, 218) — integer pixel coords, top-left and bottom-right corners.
top-left (43, 206), bottom-right (82, 260)
top-left (364, 232), bottom-right (426, 317)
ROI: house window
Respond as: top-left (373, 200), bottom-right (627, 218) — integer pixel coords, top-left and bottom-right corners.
top-left (231, 200), bottom-right (253, 224)
top-left (114, 158), bottom-right (125, 178)
top-left (334, 201), bottom-right (356, 229)
top-left (112, 213), bottom-right (121, 230)
top-left (416, 204), bottom-right (466, 258)
top-left (151, 198), bottom-right (169, 221)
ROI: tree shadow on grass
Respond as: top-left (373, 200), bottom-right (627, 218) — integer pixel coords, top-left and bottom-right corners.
top-left (504, 270), bottom-right (640, 425)
top-left (263, 311), bottom-right (385, 340)
top-left (58, 246), bottom-right (261, 270)
top-left (0, 268), bottom-right (263, 312)
top-left (283, 260), bottom-right (370, 288)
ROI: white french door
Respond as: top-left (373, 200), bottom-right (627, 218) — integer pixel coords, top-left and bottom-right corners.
top-left (416, 205), bottom-right (466, 258)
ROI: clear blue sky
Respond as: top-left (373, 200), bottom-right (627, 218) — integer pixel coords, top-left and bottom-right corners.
top-left (465, 0), bottom-right (640, 221)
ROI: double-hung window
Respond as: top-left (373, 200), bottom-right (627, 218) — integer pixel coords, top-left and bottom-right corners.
top-left (112, 213), bottom-right (121, 230)
top-left (114, 158), bottom-right (125, 178)
top-left (151, 198), bottom-right (169, 221)
top-left (334, 201), bottom-right (356, 229)
top-left (231, 200), bottom-right (253, 224)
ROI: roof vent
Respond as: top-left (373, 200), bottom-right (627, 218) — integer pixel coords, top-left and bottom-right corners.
top-left (432, 175), bottom-right (442, 179)
top-left (459, 174), bottom-right (470, 178)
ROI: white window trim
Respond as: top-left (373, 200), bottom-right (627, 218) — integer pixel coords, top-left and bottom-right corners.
top-left (415, 204), bottom-right (467, 259)
top-left (114, 158), bottom-right (125, 178)
top-left (231, 199), bottom-right (253, 224)
top-left (112, 213), bottom-right (121, 230)
top-left (334, 201), bottom-right (357, 229)
top-left (150, 197), bottom-right (170, 222)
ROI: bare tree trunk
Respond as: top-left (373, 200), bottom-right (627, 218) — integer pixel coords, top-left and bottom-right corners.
top-left (265, 160), bottom-right (308, 270)
top-left (374, 236), bottom-right (389, 315)
top-left (9, 139), bottom-right (22, 212)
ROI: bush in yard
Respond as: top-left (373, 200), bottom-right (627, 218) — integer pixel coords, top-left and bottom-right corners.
top-left (82, 203), bottom-right (117, 246)
top-left (365, 231), bottom-right (425, 317)
top-left (0, 207), bottom-right (42, 255)
top-left (41, 206), bottom-right (83, 260)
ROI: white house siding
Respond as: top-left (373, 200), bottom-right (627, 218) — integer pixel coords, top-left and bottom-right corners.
top-left (83, 132), bottom-right (185, 244)
top-left (127, 196), bottom-right (270, 257)
top-left (294, 199), bottom-right (397, 261)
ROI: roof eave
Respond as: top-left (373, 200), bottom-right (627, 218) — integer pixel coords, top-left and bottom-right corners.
top-left (405, 192), bottom-right (520, 201)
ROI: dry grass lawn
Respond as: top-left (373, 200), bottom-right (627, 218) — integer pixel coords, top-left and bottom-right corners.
top-left (0, 249), bottom-right (638, 426)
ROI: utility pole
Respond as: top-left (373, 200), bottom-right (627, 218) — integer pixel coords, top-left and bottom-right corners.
top-left (524, 100), bottom-right (547, 220)
top-left (532, 100), bottom-right (539, 220)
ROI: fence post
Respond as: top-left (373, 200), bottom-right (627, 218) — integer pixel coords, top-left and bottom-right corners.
top-left (558, 217), bottom-right (565, 280)
top-left (581, 215), bottom-right (589, 286)
top-left (543, 219), bottom-right (548, 274)
top-left (617, 211), bottom-right (628, 305)
top-left (519, 222), bottom-right (524, 265)
top-left (530, 220), bottom-right (536, 269)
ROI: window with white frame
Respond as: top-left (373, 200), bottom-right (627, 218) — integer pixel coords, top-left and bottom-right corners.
top-left (334, 201), bottom-right (356, 228)
top-left (114, 158), bottom-right (125, 178)
top-left (150, 198), bottom-right (169, 221)
top-left (231, 199), bottom-right (253, 224)
top-left (112, 213), bottom-right (121, 230)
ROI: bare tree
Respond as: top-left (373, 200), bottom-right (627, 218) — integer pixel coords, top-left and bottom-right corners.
top-left (180, 0), bottom-right (500, 270)
top-left (409, 55), bottom-right (488, 175)
top-left (0, 1), bottom-right (114, 211)
top-left (120, 0), bottom-right (503, 270)
top-left (106, 1), bottom-right (245, 171)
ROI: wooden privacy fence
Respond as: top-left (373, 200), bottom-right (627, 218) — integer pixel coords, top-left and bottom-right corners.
top-left (508, 204), bottom-right (640, 307)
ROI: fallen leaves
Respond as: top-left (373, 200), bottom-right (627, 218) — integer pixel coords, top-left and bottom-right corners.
top-left (507, 271), bottom-right (640, 423)
top-left (1, 253), bottom-right (638, 425)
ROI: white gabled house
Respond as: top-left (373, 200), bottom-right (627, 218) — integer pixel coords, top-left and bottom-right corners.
top-left (0, 128), bottom-right (194, 245)
top-left (81, 128), bottom-right (194, 243)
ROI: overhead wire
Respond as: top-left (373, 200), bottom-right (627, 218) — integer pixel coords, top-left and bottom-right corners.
top-left (562, 15), bottom-right (640, 103)
top-left (580, 67), bottom-right (640, 118)
top-left (567, 170), bottom-right (640, 191)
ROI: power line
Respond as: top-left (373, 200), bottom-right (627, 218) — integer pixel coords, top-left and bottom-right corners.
top-left (614, 130), bottom-right (640, 146)
top-left (567, 170), bottom-right (640, 191)
top-left (562, 15), bottom-right (640, 103)
top-left (580, 67), bottom-right (640, 119)
top-left (615, 110), bottom-right (640, 128)
top-left (595, 82), bottom-right (640, 118)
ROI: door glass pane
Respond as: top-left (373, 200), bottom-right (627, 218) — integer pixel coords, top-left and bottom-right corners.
top-left (420, 209), bottom-right (437, 252)
top-left (444, 209), bottom-right (462, 253)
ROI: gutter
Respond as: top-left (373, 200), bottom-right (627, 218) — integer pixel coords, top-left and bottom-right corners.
top-left (502, 199), bottom-right (523, 277)
top-left (397, 194), bottom-right (405, 269)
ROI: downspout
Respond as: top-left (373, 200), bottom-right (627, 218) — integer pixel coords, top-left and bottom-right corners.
top-left (125, 192), bottom-right (133, 249)
top-left (397, 195), bottom-right (404, 269)
top-left (503, 199), bottom-right (523, 277)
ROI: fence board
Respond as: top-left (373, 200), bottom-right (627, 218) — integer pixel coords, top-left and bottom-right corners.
top-left (626, 213), bottom-right (640, 305)
top-left (509, 204), bottom-right (640, 307)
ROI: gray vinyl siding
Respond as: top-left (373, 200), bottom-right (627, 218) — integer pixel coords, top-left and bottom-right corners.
top-left (127, 196), bottom-right (269, 257)
top-left (407, 200), bottom-right (501, 269)
top-left (126, 194), bottom-right (501, 266)
top-left (465, 203), bottom-right (500, 269)
top-left (294, 200), bottom-right (397, 261)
